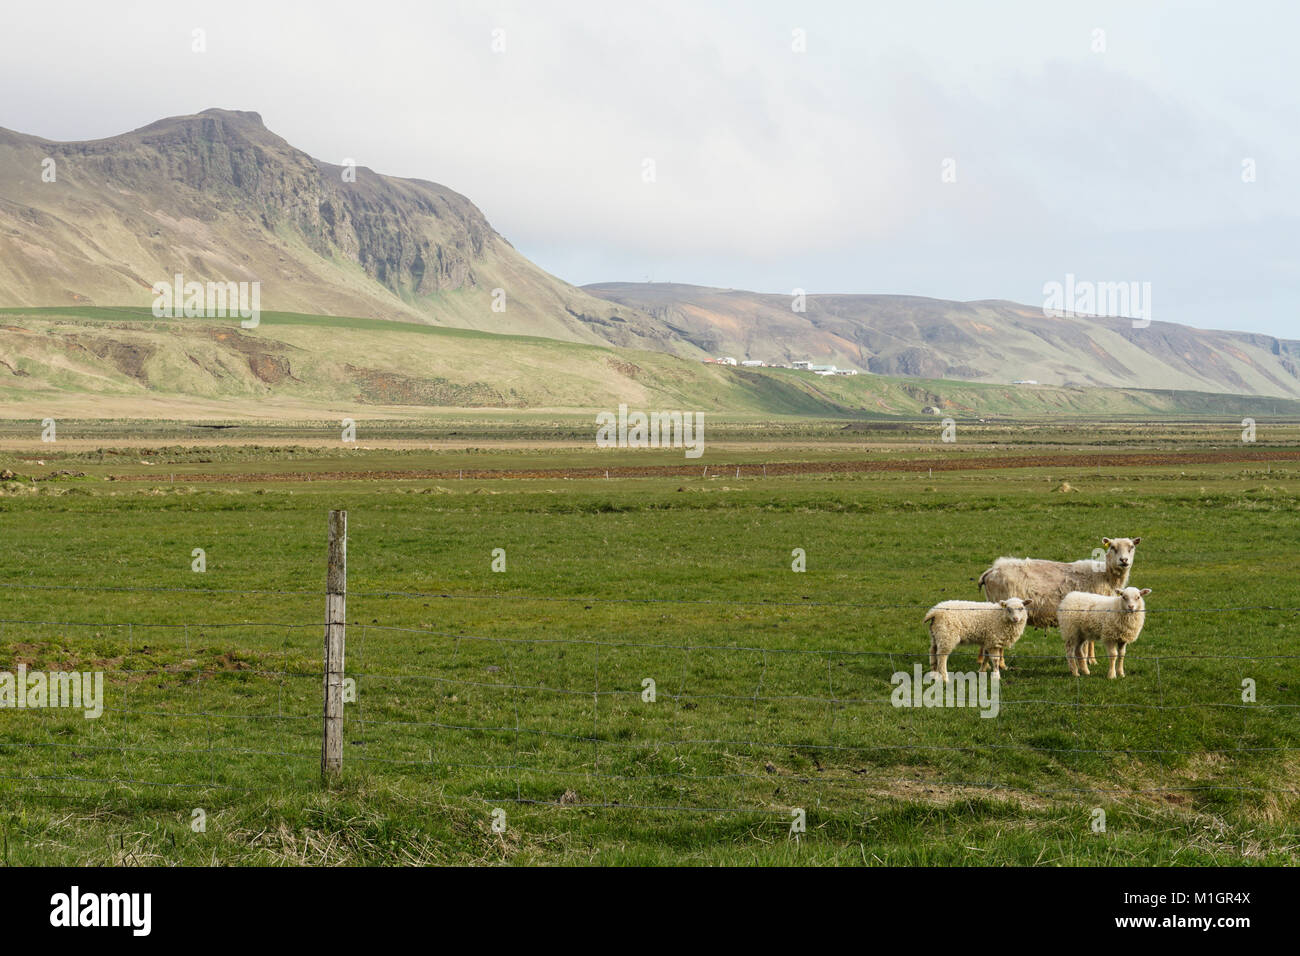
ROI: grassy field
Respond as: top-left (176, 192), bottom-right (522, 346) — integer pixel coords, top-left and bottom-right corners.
top-left (1, 424), bottom-right (1298, 865)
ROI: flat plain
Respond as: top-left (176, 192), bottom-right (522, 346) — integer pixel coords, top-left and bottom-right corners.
top-left (1, 419), bottom-right (1297, 864)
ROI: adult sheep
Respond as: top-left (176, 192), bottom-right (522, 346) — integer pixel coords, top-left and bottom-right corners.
top-left (978, 536), bottom-right (1141, 669)
top-left (1059, 586), bottom-right (1151, 678)
top-left (924, 598), bottom-right (1032, 683)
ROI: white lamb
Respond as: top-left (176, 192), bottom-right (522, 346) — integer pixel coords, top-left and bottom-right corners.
top-left (978, 536), bottom-right (1141, 670)
top-left (924, 598), bottom-right (1032, 683)
top-left (1059, 586), bottom-right (1151, 678)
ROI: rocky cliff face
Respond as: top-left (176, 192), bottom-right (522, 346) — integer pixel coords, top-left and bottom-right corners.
top-left (30, 109), bottom-right (492, 300)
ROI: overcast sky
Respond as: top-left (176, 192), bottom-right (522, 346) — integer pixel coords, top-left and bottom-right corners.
top-left (5, 0), bottom-right (1297, 338)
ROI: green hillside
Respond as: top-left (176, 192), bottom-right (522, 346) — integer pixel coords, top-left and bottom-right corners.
top-left (3, 307), bottom-right (1300, 420)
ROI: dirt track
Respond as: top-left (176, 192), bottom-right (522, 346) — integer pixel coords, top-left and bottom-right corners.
top-left (117, 447), bottom-right (1300, 483)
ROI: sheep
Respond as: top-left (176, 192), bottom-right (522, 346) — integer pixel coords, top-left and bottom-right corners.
top-left (924, 598), bottom-right (1032, 683)
top-left (978, 536), bottom-right (1141, 669)
top-left (1059, 587), bottom-right (1151, 678)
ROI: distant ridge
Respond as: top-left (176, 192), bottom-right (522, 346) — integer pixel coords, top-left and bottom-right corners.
top-left (585, 282), bottom-right (1300, 399)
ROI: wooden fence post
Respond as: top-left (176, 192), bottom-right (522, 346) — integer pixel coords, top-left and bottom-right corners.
top-left (322, 509), bottom-right (347, 782)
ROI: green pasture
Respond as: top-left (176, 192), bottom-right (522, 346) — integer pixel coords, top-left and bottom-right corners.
top-left (0, 448), bottom-right (1297, 864)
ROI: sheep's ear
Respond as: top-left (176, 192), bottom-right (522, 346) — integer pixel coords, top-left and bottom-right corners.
top-left (998, 600), bottom-right (1009, 608)
top-left (1139, 588), bottom-right (1151, 596)
top-left (1102, 537), bottom-right (1112, 546)
top-left (1022, 599), bottom-right (1033, 607)
top-left (1133, 537), bottom-right (1141, 545)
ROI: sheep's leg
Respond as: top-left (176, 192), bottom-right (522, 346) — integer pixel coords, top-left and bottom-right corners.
top-left (986, 647), bottom-right (1002, 678)
top-left (976, 647), bottom-right (986, 669)
top-left (1106, 643), bottom-right (1119, 679)
top-left (930, 639), bottom-right (938, 676)
top-left (937, 653), bottom-right (950, 684)
top-left (1066, 641), bottom-right (1079, 677)
top-left (1086, 639), bottom-right (1098, 666)
top-left (1118, 642), bottom-right (1127, 678)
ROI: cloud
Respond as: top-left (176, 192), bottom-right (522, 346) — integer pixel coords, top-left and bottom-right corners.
top-left (2, 0), bottom-right (1296, 336)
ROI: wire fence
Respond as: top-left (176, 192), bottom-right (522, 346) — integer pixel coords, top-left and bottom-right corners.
top-left (2, 565), bottom-right (1299, 815)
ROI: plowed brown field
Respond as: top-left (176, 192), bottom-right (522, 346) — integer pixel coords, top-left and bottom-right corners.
top-left (119, 447), bottom-right (1300, 483)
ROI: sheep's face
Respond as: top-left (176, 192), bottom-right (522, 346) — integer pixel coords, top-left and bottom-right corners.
top-left (1103, 536), bottom-right (1141, 572)
top-left (1118, 587), bottom-right (1150, 613)
top-left (999, 598), bottom-right (1030, 626)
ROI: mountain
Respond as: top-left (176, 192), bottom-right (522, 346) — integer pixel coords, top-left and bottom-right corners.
top-left (1, 108), bottom-right (1297, 403)
top-left (0, 108), bottom-right (694, 354)
top-left (584, 283), bottom-right (1300, 399)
